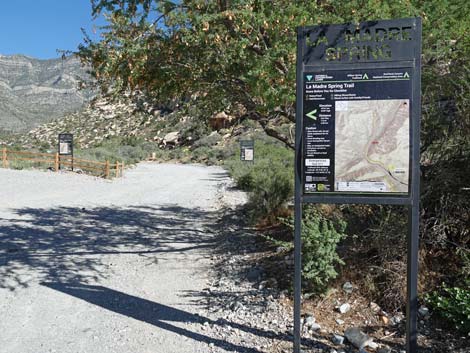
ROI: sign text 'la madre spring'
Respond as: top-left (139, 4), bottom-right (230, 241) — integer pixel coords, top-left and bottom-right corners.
top-left (307, 25), bottom-right (413, 62)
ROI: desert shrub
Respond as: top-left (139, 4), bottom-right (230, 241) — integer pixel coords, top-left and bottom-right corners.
top-left (116, 145), bottom-right (148, 161)
top-left (167, 148), bottom-right (186, 161)
top-left (301, 206), bottom-right (347, 294)
top-left (280, 206), bottom-right (347, 294)
top-left (8, 159), bottom-right (53, 171)
top-left (190, 146), bottom-right (211, 161)
top-left (121, 136), bottom-right (147, 147)
top-left (426, 284), bottom-right (470, 333)
top-left (457, 250), bottom-right (470, 283)
top-left (341, 156), bottom-right (470, 312)
top-left (247, 164), bottom-right (293, 220)
top-left (151, 148), bottom-right (172, 161)
top-left (237, 172), bottom-right (255, 190)
top-left (224, 137), bottom-right (294, 221)
top-left (170, 109), bottom-right (212, 145)
top-left (38, 140), bottom-right (52, 152)
top-left (421, 158), bottom-right (470, 284)
top-left (76, 146), bottom-right (117, 162)
top-left (190, 145), bottom-right (226, 165)
top-left (215, 142), bottom-right (237, 161)
top-left (193, 132), bottom-right (222, 148)
top-left (75, 137), bottom-right (159, 165)
top-left (9, 161), bottom-right (25, 170)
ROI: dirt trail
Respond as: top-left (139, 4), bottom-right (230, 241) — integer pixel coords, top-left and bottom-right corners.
top-left (0, 163), bottom-right (249, 353)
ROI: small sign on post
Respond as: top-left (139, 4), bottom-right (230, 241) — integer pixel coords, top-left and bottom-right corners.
top-left (240, 140), bottom-right (254, 162)
top-left (58, 133), bottom-right (73, 171)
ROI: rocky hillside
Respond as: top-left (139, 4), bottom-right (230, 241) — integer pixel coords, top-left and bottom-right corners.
top-left (21, 93), bottom-right (239, 151)
top-left (22, 95), bottom-right (171, 149)
top-left (0, 54), bottom-right (93, 132)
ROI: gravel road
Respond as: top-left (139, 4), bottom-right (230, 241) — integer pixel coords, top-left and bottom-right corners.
top-left (0, 163), bottom-right (252, 353)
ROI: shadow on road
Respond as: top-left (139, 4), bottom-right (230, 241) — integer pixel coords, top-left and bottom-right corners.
top-left (0, 205), bottom-right (217, 290)
top-left (42, 282), bottom-right (265, 353)
top-left (0, 203), bottom-right (335, 352)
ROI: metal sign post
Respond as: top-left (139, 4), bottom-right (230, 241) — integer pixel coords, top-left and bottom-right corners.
top-left (294, 18), bottom-right (421, 353)
top-left (240, 140), bottom-right (255, 163)
top-left (58, 133), bottom-right (74, 171)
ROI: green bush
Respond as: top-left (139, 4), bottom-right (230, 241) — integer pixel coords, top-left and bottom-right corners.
top-left (247, 165), bottom-right (293, 220)
top-left (279, 206), bottom-right (347, 294)
top-left (121, 136), bottom-right (147, 147)
top-left (426, 284), bottom-right (470, 333)
top-left (224, 137), bottom-right (294, 220)
top-left (301, 206), bottom-right (347, 294)
top-left (75, 136), bottom-right (159, 165)
top-left (193, 132), bottom-right (222, 148)
top-left (237, 172), bottom-right (255, 190)
top-left (8, 159), bottom-right (52, 171)
top-left (190, 145), bottom-right (228, 165)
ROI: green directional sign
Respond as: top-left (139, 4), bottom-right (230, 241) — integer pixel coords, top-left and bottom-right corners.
top-left (306, 109), bottom-right (317, 120)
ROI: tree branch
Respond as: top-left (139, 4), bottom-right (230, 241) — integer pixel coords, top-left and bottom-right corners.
top-left (242, 111), bottom-right (295, 149)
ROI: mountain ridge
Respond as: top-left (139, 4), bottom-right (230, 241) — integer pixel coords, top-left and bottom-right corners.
top-left (0, 54), bottom-right (93, 132)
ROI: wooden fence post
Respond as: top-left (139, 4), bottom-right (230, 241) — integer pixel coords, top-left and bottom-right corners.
top-left (105, 160), bottom-right (110, 179)
top-left (2, 148), bottom-right (6, 168)
top-left (54, 153), bottom-right (59, 172)
top-left (115, 161), bottom-right (119, 178)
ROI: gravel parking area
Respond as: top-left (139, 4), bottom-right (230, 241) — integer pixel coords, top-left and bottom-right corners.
top-left (0, 163), bottom-right (259, 353)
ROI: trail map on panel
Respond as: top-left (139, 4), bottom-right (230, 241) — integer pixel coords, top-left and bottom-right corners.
top-left (334, 99), bottom-right (409, 193)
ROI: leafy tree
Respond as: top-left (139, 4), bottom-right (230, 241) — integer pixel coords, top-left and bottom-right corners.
top-left (79, 1), bottom-right (469, 152)
top-left (79, 1), bottom-right (469, 153)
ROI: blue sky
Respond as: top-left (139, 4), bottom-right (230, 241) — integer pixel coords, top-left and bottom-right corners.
top-left (0, 0), bottom-right (106, 59)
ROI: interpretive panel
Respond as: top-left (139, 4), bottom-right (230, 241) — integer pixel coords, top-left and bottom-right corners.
top-left (295, 18), bottom-right (422, 353)
top-left (303, 69), bottom-right (411, 194)
top-left (240, 140), bottom-right (254, 162)
top-left (58, 133), bottom-right (73, 156)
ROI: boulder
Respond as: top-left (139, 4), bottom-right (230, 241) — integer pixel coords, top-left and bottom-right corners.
top-left (418, 306), bottom-right (430, 317)
top-left (163, 131), bottom-right (180, 145)
top-left (209, 111), bottom-right (236, 130)
top-left (246, 267), bottom-right (262, 281)
top-left (304, 315), bottom-right (315, 325)
top-left (338, 303), bottom-right (351, 314)
top-left (342, 282), bottom-right (353, 294)
top-left (309, 323), bottom-right (321, 331)
top-left (344, 327), bottom-right (373, 349)
top-left (336, 319), bottom-right (345, 325)
top-left (380, 315), bottom-right (389, 325)
top-left (331, 334), bottom-right (345, 345)
top-left (370, 302), bottom-right (381, 313)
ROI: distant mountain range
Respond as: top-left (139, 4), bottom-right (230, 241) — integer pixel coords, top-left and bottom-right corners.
top-left (0, 54), bottom-right (93, 132)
